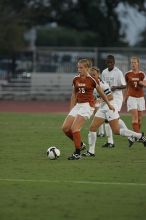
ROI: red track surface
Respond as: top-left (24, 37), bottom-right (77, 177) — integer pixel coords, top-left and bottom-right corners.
top-left (0, 100), bottom-right (129, 113)
top-left (0, 100), bottom-right (70, 113)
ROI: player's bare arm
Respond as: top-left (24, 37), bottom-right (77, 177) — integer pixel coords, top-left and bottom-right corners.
top-left (123, 86), bottom-right (128, 103)
top-left (111, 85), bottom-right (126, 91)
top-left (70, 88), bottom-right (77, 110)
top-left (138, 80), bottom-right (146, 87)
top-left (96, 85), bottom-right (115, 111)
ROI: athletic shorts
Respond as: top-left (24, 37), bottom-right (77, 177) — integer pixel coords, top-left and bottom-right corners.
top-left (68, 102), bottom-right (95, 120)
top-left (127, 96), bottom-right (145, 112)
top-left (113, 96), bottom-right (123, 112)
top-left (95, 99), bottom-right (101, 108)
top-left (95, 100), bottom-right (119, 121)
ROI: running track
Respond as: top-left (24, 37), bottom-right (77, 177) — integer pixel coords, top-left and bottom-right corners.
top-left (0, 100), bottom-right (69, 113)
top-left (0, 100), bottom-right (128, 113)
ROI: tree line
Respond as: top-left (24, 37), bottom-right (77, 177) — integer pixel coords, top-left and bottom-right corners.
top-left (0, 0), bottom-right (146, 55)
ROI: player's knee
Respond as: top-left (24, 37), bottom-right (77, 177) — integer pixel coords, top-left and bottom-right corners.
top-left (62, 125), bottom-right (69, 133)
top-left (89, 125), bottom-right (97, 132)
top-left (112, 128), bottom-right (120, 135)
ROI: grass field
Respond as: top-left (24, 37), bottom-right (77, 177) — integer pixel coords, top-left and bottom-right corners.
top-left (0, 112), bottom-right (146, 220)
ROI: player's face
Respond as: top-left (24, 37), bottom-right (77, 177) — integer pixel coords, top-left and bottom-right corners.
top-left (77, 63), bottom-right (88, 76)
top-left (131, 59), bottom-right (139, 71)
top-left (106, 59), bottom-right (115, 71)
top-left (89, 69), bottom-right (99, 80)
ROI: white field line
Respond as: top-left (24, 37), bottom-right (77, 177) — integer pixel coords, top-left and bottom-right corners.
top-left (0, 178), bottom-right (146, 186)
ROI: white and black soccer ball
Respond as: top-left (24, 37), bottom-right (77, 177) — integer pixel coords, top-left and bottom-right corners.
top-left (47, 146), bottom-right (60, 160)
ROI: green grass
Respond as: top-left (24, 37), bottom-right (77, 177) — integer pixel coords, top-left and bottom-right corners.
top-left (0, 112), bottom-right (146, 220)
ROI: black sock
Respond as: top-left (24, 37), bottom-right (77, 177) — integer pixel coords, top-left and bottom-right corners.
top-left (75, 149), bottom-right (80, 155)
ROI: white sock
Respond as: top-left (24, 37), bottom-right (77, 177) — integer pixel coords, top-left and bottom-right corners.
top-left (98, 124), bottom-right (105, 135)
top-left (88, 131), bottom-right (97, 154)
top-left (105, 123), bottom-right (114, 144)
top-left (119, 128), bottom-right (142, 139)
top-left (119, 119), bottom-right (128, 129)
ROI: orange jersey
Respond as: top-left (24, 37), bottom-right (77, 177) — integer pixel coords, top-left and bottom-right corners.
top-left (73, 74), bottom-right (99, 107)
top-left (125, 70), bottom-right (146, 97)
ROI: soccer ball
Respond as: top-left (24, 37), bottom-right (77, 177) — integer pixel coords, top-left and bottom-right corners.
top-left (47, 146), bottom-right (60, 160)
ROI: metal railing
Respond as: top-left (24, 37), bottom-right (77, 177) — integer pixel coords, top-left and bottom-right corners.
top-left (0, 47), bottom-right (146, 81)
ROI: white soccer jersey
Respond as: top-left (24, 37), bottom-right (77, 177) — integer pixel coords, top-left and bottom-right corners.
top-left (102, 66), bottom-right (126, 110)
top-left (93, 79), bottom-right (112, 108)
top-left (102, 67), bottom-right (126, 100)
top-left (93, 80), bottom-right (112, 99)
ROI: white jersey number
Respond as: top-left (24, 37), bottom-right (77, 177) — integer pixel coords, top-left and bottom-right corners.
top-left (79, 88), bottom-right (85, 93)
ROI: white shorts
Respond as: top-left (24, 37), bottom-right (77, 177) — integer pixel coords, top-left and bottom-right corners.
top-left (127, 96), bottom-right (145, 112)
top-left (113, 96), bottom-right (123, 112)
top-left (95, 100), bottom-right (119, 121)
top-left (68, 102), bottom-right (95, 120)
top-left (95, 99), bottom-right (101, 108)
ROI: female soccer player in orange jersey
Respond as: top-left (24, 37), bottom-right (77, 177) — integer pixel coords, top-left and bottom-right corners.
top-left (125, 56), bottom-right (146, 147)
top-left (62, 59), bottom-right (115, 160)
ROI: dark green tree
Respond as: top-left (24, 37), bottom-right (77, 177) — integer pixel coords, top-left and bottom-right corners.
top-left (0, 0), bottom-right (146, 50)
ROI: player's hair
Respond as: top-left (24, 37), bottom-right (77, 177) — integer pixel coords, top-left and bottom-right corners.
top-left (131, 56), bottom-right (140, 64)
top-left (78, 58), bottom-right (91, 68)
top-left (106, 54), bottom-right (115, 62)
top-left (90, 66), bottom-right (100, 74)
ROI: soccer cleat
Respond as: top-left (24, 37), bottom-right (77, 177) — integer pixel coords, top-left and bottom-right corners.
top-left (128, 136), bottom-right (135, 147)
top-left (108, 143), bottom-right (115, 148)
top-left (139, 133), bottom-right (146, 147)
top-left (97, 133), bottom-right (105, 137)
top-left (82, 151), bottom-right (95, 157)
top-left (80, 142), bottom-right (86, 151)
top-left (102, 142), bottom-right (115, 148)
top-left (68, 153), bottom-right (82, 160)
top-left (102, 142), bottom-right (109, 148)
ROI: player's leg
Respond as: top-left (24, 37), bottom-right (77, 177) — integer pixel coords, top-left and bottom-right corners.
top-left (119, 118), bottom-right (127, 129)
top-left (62, 105), bottom-right (86, 150)
top-left (129, 109), bottom-right (139, 132)
top-left (126, 97), bottom-right (137, 146)
top-left (103, 121), bottom-right (114, 147)
top-left (109, 119), bottom-right (146, 145)
top-left (72, 115), bottom-right (86, 150)
top-left (104, 97), bottom-right (145, 148)
top-left (62, 114), bottom-right (75, 140)
top-left (68, 103), bottom-right (94, 160)
top-left (82, 114), bottom-right (105, 157)
top-left (118, 117), bottom-right (136, 147)
top-left (138, 111), bottom-right (143, 131)
top-left (127, 97), bottom-right (140, 132)
top-left (137, 97), bottom-right (145, 132)
top-left (103, 98), bottom-right (122, 148)
top-left (97, 124), bottom-right (105, 137)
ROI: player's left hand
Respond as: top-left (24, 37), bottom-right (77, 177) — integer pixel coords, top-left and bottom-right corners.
top-left (111, 86), bottom-right (117, 91)
top-left (108, 103), bottom-right (115, 111)
top-left (138, 81), bottom-right (144, 87)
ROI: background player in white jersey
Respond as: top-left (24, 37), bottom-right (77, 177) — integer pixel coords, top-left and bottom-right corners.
top-left (101, 55), bottom-right (126, 148)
